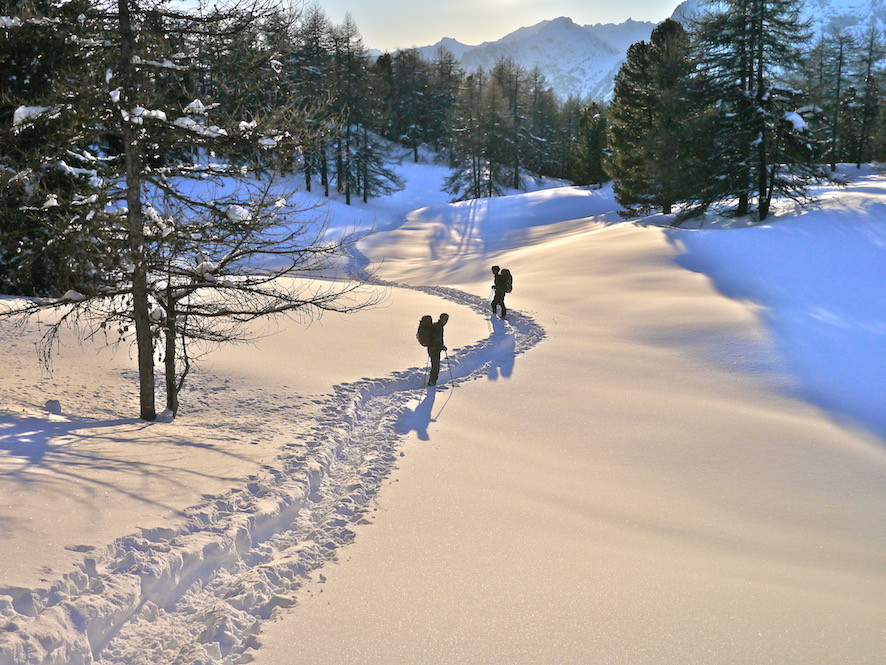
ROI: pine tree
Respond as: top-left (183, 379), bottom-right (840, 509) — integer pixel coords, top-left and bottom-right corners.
top-left (821, 29), bottom-right (856, 169)
top-left (852, 27), bottom-right (884, 167)
top-left (572, 103), bottom-right (608, 186)
top-left (523, 66), bottom-right (561, 179)
top-left (390, 48), bottom-right (434, 162)
top-left (607, 19), bottom-right (694, 215)
top-left (428, 46), bottom-right (464, 158)
top-left (445, 70), bottom-right (506, 200)
top-left (695, 0), bottom-right (823, 220)
top-left (289, 4), bottom-right (335, 195)
top-left (0, 0), bottom-right (111, 295)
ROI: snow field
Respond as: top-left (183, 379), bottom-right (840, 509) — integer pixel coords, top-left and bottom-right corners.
top-left (1, 156), bottom-right (883, 665)
top-left (0, 284), bottom-right (543, 665)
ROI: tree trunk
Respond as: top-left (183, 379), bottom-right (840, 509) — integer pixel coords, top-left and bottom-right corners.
top-left (757, 134), bottom-right (770, 220)
top-left (344, 122), bottom-right (352, 205)
top-left (737, 191), bottom-right (749, 216)
top-left (165, 300), bottom-right (178, 416)
top-left (119, 0), bottom-right (156, 421)
top-left (320, 141), bottom-right (329, 197)
top-left (304, 149), bottom-right (312, 192)
top-left (831, 39), bottom-right (845, 171)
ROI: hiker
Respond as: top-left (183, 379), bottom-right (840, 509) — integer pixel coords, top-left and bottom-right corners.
top-left (491, 265), bottom-right (513, 319)
top-left (421, 313), bottom-right (448, 386)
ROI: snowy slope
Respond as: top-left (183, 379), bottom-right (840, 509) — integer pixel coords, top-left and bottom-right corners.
top-left (255, 165), bottom-right (886, 665)
top-left (1, 159), bottom-right (884, 664)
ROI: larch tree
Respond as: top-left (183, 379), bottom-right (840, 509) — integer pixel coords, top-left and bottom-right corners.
top-left (0, 0), bottom-right (379, 420)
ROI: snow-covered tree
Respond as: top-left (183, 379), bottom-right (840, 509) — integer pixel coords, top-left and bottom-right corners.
top-left (0, 0), bottom-right (112, 295)
top-left (0, 0), bottom-right (378, 420)
top-left (694, 0), bottom-right (824, 220)
top-left (389, 48), bottom-right (434, 162)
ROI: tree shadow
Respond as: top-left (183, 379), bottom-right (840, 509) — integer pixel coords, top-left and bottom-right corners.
top-left (0, 410), bottom-right (258, 538)
top-left (666, 207), bottom-right (886, 441)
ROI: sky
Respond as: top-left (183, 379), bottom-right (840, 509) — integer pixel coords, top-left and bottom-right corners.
top-left (315, 0), bottom-right (683, 51)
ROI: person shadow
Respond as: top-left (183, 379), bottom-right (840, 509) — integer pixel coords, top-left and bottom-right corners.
top-left (487, 315), bottom-right (516, 381)
top-left (395, 386), bottom-right (451, 441)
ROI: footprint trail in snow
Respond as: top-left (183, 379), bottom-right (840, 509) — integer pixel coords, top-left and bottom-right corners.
top-left (0, 283), bottom-right (545, 665)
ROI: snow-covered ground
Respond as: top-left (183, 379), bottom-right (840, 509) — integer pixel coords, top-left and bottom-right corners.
top-left (0, 158), bottom-right (883, 665)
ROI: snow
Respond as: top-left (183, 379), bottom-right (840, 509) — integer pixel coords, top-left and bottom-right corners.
top-left (12, 107), bottom-right (50, 127)
top-left (784, 110), bottom-right (807, 130)
top-left (184, 99), bottom-right (208, 114)
top-left (1, 158), bottom-right (884, 664)
top-left (225, 205), bottom-right (251, 222)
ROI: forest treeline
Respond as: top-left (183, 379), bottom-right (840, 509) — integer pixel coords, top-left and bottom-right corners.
top-left (1, 0), bottom-right (885, 295)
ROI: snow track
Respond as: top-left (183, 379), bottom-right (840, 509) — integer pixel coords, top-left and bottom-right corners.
top-left (0, 285), bottom-right (545, 665)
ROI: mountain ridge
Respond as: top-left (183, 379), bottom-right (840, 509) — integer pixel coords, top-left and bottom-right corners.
top-left (401, 0), bottom-right (886, 102)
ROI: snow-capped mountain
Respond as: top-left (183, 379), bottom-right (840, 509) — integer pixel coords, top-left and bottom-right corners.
top-left (410, 0), bottom-right (886, 102)
top-left (417, 16), bottom-right (655, 102)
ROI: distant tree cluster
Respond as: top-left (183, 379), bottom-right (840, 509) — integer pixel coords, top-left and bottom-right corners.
top-left (284, 8), bottom-right (590, 201)
top-left (604, 0), bottom-right (886, 221)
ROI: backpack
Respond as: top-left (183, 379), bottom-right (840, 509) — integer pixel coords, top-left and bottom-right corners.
top-left (501, 269), bottom-right (513, 293)
top-left (416, 315), bottom-right (433, 347)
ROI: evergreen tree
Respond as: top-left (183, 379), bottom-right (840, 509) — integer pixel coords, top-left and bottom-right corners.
top-left (445, 70), bottom-right (506, 200)
top-left (852, 27), bottom-right (884, 167)
top-left (821, 29), bottom-right (856, 169)
top-left (0, 0), bottom-right (112, 295)
top-left (289, 4), bottom-right (335, 195)
top-left (523, 66), bottom-right (561, 179)
top-left (327, 14), bottom-right (401, 204)
top-left (390, 48), bottom-right (434, 162)
top-left (607, 19), bottom-right (694, 215)
top-left (572, 103), bottom-right (608, 186)
top-left (429, 46), bottom-right (464, 158)
top-left (695, 0), bottom-right (823, 220)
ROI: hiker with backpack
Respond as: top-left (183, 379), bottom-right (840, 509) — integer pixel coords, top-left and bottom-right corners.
top-left (491, 265), bottom-right (513, 319)
top-left (417, 313), bottom-right (449, 386)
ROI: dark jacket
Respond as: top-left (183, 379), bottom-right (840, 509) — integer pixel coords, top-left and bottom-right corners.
top-left (429, 318), bottom-right (446, 350)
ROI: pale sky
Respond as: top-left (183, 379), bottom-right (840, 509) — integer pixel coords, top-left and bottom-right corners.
top-left (315, 0), bottom-right (683, 51)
